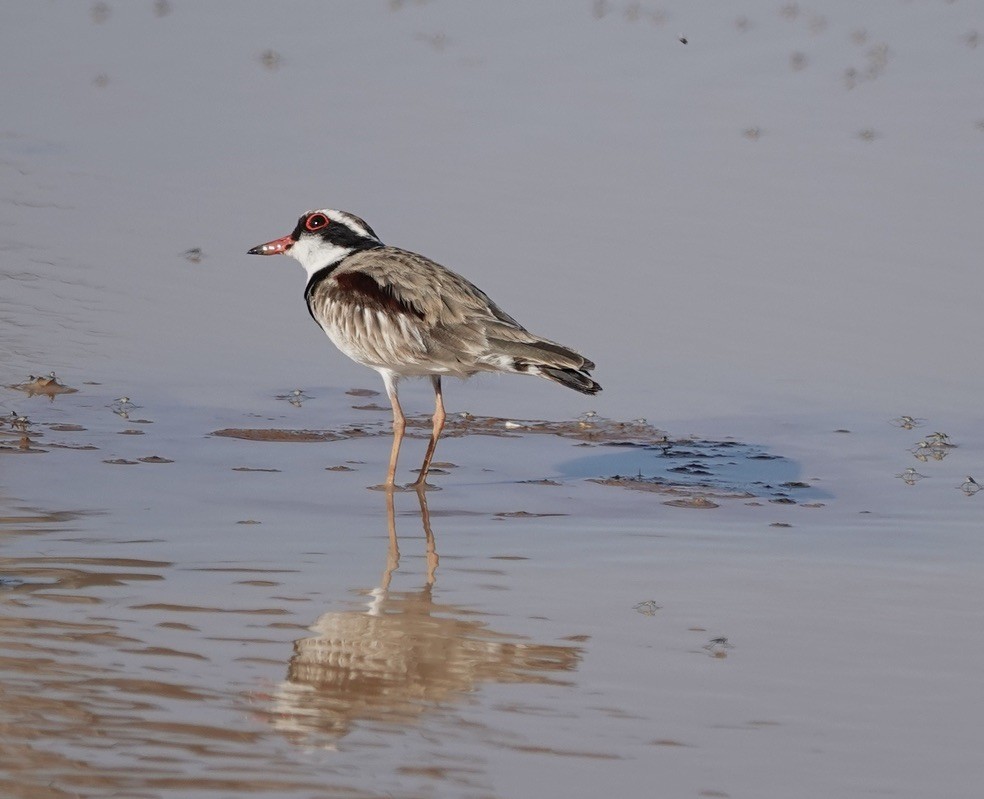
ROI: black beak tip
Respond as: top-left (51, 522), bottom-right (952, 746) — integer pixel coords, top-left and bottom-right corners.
top-left (247, 246), bottom-right (262, 255)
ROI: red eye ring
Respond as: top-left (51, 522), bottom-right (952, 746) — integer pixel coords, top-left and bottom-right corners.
top-left (305, 213), bottom-right (329, 232)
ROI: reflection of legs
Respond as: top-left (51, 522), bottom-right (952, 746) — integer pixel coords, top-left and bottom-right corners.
top-left (379, 487), bottom-right (439, 588)
top-left (381, 490), bottom-right (400, 591)
top-left (414, 486), bottom-right (439, 586)
top-left (412, 376), bottom-right (446, 488)
top-left (381, 371), bottom-right (405, 488)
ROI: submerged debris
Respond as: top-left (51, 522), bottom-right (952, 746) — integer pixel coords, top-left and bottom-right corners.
top-left (212, 428), bottom-right (347, 442)
top-left (210, 414), bottom-right (667, 445)
top-left (258, 49), bottom-right (283, 70)
top-left (90, 2), bottom-right (110, 24)
top-left (439, 414), bottom-right (663, 443)
top-left (494, 511), bottom-right (568, 519)
top-left (592, 475), bottom-right (750, 501)
top-left (663, 496), bottom-right (720, 509)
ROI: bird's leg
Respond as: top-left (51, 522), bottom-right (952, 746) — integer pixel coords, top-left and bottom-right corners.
top-left (412, 376), bottom-right (446, 489)
top-left (375, 372), bottom-right (406, 489)
top-left (385, 398), bottom-right (406, 487)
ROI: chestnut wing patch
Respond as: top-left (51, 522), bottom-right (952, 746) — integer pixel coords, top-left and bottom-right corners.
top-left (330, 272), bottom-right (426, 320)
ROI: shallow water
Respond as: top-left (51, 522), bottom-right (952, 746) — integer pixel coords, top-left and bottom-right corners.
top-left (3, 391), bottom-right (982, 798)
top-left (3, 2), bottom-right (984, 798)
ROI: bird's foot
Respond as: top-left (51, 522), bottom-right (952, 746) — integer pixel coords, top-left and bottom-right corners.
top-left (408, 480), bottom-right (441, 492)
top-left (367, 482), bottom-right (414, 493)
top-left (367, 482), bottom-right (440, 492)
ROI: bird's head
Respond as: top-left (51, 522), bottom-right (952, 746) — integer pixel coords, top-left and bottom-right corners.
top-left (248, 209), bottom-right (383, 279)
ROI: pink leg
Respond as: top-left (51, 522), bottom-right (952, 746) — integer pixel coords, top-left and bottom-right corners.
top-left (412, 376), bottom-right (446, 488)
top-left (378, 372), bottom-right (405, 489)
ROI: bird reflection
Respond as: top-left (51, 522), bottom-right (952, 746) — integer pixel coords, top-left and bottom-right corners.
top-left (266, 490), bottom-right (582, 744)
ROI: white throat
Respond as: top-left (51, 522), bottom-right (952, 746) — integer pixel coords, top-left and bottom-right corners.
top-left (289, 237), bottom-right (354, 281)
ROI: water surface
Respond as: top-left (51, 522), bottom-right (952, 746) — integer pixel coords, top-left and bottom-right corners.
top-left (2, 2), bottom-right (983, 797)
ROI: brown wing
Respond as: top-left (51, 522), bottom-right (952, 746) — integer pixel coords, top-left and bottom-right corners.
top-left (325, 247), bottom-right (596, 376)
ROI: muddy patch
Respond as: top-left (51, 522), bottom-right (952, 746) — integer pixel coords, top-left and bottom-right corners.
top-left (209, 414), bottom-right (664, 445)
top-left (211, 428), bottom-right (349, 442)
top-left (206, 414), bottom-right (820, 504)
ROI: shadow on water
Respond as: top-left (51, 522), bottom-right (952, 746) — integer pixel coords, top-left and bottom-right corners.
top-left (558, 438), bottom-right (832, 503)
top-left (264, 490), bottom-right (583, 746)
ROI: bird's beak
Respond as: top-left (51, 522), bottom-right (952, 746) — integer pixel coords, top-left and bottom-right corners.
top-left (247, 234), bottom-right (294, 256)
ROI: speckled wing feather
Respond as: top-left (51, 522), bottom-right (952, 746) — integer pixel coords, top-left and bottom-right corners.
top-left (309, 246), bottom-right (598, 389)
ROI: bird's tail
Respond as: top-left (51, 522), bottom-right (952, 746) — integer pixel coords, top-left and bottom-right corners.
top-left (536, 365), bottom-right (602, 395)
top-left (488, 336), bottom-right (602, 396)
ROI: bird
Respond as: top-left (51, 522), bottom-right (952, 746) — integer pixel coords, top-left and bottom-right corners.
top-left (248, 209), bottom-right (601, 489)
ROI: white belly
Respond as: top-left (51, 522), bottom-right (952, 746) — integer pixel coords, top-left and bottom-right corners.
top-left (320, 304), bottom-right (474, 379)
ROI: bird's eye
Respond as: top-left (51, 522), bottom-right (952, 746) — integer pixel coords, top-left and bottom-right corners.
top-left (305, 213), bottom-right (329, 232)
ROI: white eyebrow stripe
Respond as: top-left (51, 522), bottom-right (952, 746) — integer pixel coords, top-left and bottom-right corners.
top-left (309, 208), bottom-right (373, 240)
top-left (336, 211), bottom-right (370, 238)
